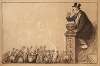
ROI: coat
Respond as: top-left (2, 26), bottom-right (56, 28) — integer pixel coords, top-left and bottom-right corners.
top-left (66, 10), bottom-right (95, 40)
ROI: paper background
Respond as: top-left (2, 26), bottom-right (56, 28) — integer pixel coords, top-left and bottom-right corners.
top-left (0, 0), bottom-right (100, 66)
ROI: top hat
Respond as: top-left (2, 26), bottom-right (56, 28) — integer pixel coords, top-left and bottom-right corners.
top-left (72, 3), bottom-right (81, 9)
top-left (72, 3), bottom-right (77, 7)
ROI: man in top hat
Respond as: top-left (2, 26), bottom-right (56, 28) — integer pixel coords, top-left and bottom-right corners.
top-left (66, 2), bottom-right (95, 63)
top-left (66, 2), bottom-right (95, 49)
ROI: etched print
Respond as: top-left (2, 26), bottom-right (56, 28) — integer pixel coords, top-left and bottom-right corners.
top-left (1, 0), bottom-right (98, 64)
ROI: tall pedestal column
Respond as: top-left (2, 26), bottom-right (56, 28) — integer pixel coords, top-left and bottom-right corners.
top-left (65, 23), bottom-right (76, 63)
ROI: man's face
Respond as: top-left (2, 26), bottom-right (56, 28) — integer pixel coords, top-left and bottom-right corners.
top-left (72, 7), bottom-right (78, 14)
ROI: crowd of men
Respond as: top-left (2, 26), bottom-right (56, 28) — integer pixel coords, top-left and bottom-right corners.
top-left (2, 46), bottom-right (73, 64)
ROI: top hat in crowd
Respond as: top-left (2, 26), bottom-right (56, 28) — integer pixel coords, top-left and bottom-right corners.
top-left (72, 3), bottom-right (81, 9)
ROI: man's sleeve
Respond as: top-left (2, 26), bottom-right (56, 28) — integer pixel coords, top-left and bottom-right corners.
top-left (66, 15), bottom-right (77, 22)
top-left (77, 14), bottom-right (86, 32)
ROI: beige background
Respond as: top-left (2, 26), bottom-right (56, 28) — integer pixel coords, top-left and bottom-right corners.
top-left (2, 0), bottom-right (97, 2)
top-left (0, 0), bottom-right (2, 63)
top-left (2, 2), bottom-right (97, 53)
top-left (0, 0), bottom-right (99, 66)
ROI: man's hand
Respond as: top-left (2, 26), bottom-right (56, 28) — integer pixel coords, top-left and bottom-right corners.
top-left (74, 29), bottom-right (78, 32)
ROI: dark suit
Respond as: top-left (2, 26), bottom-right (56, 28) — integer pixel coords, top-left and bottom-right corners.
top-left (66, 10), bottom-right (95, 41)
top-left (66, 10), bottom-right (95, 63)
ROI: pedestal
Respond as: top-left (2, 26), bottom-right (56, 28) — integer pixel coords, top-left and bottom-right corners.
top-left (65, 23), bottom-right (76, 63)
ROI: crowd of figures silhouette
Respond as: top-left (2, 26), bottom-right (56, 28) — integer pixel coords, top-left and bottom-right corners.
top-left (2, 46), bottom-right (73, 64)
